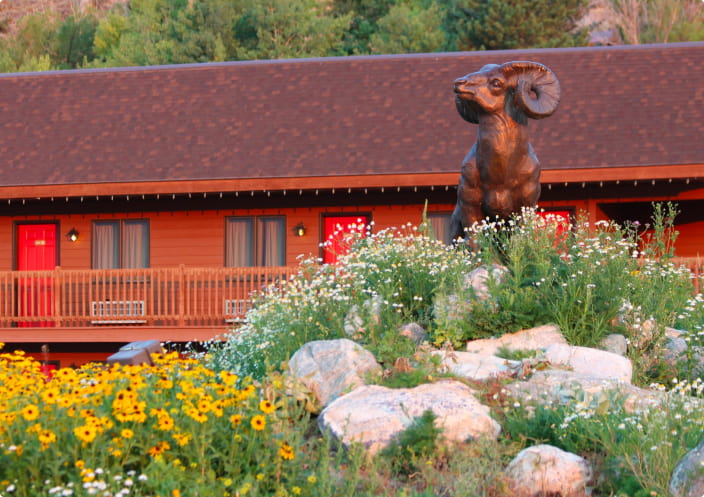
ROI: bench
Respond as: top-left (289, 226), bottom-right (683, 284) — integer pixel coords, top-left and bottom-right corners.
top-left (91, 300), bottom-right (147, 324)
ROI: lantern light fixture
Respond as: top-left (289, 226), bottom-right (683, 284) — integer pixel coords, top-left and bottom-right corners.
top-left (293, 223), bottom-right (306, 237)
top-left (66, 228), bottom-right (79, 242)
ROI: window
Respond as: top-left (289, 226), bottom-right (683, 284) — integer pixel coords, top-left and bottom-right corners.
top-left (427, 212), bottom-right (453, 245)
top-left (92, 220), bottom-right (149, 269)
top-left (226, 216), bottom-right (285, 267)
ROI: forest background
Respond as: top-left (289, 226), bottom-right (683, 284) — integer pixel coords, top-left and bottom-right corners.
top-left (0, 0), bottom-right (703, 73)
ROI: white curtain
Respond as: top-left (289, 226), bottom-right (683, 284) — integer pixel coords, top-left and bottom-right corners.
top-left (123, 221), bottom-right (148, 268)
top-left (226, 218), bottom-right (253, 267)
top-left (429, 214), bottom-right (451, 245)
top-left (92, 223), bottom-right (118, 269)
top-left (259, 218), bottom-right (285, 266)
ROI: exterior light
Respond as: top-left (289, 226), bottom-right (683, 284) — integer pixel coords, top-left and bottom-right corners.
top-left (66, 228), bottom-right (79, 242)
top-left (293, 223), bottom-right (306, 237)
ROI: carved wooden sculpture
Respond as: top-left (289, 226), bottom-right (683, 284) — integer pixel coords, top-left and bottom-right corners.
top-left (450, 61), bottom-right (561, 239)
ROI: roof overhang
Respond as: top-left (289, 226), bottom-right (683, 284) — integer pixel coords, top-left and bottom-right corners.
top-left (0, 164), bottom-right (702, 203)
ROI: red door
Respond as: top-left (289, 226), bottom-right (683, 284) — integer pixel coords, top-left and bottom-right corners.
top-left (322, 215), bottom-right (369, 264)
top-left (17, 224), bottom-right (57, 327)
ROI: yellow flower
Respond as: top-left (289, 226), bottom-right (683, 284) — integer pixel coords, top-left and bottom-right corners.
top-left (256, 473), bottom-right (264, 481)
top-left (74, 424), bottom-right (98, 444)
top-left (230, 414), bottom-right (242, 425)
top-left (157, 415), bottom-right (175, 431)
top-left (307, 475), bottom-right (317, 484)
top-left (75, 460), bottom-right (85, 469)
top-left (259, 399), bottom-right (276, 414)
top-left (172, 432), bottom-right (191, 447)
top-left (121, 428), bottom-right (134, 439)
top-left (292, 486), bottom-right (301, 495)
top-left (41, 387), bottom-right (60, 404)
top-left (250, 415), bottom-right (266, 431)
top-left (38, 429), bottom-right (57, 449)
top-left (21, 404), bottom-right (40, 421)
top-left (172, 489), bottom-right (181, 497)
top-left (279, 442), bottom-right (295, 460)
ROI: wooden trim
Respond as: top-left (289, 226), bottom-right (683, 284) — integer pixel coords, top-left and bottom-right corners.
top-left (541, 164), bottom-right (704, 184)
top-left (0, 326), bottom-right (226, 343)
top-left (1, 164), bottom-right (702, 200)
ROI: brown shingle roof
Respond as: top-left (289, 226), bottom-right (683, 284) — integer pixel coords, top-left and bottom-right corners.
top-left (1, 42), bottom-right (703, 192)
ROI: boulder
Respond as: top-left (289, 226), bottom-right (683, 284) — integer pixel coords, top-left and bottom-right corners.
top-left (466, 324), bottom-right (566, 356)
top-left (599, 333), bottom-right (628, 356)
top-left (464, 264), bottom-right (508, 301)
top-left (318, 380), bottom-right (501, 455)
top-left (288, 339), bottom-right (382, 412)
top-left (544, 343), bottom-right (633, 383)
top-left (398, 322), bottom-right (428, 345)
top-left (670, 439), bottom-right (704, 497)
top-left (506, 444), bottom-right (592, 497)
top-left (432, 350), bottom-right (523, 382)
top-left (505, 369), bottom-right (664, 414)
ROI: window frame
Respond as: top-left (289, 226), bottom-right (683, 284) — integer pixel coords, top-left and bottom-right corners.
top-left (224, 215), bottom-right (286, 267)
top-left (91, 219), bottom-right (150, 269)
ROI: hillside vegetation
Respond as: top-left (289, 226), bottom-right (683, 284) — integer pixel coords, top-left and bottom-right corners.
top-left (1, 0), bottom-right (702, 73)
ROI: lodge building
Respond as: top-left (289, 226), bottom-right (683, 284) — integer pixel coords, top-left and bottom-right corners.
top-left (1, 42), bottom-right (703, 366)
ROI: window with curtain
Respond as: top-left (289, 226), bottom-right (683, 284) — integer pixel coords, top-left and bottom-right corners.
top-left (92, 220), bottom-right (149, 269)
top-left (225, 216), bottom-right (285, 267)
top-left (427, 212), bottom-right (453, 245)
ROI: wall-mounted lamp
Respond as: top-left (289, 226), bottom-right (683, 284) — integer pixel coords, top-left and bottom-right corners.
top-left (66, 228), bottom-right (79, 242)
top-left (293, 223), bottom-right (306, 237)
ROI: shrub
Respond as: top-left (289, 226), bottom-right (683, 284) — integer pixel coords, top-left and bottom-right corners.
top-left (203, 222), bottom-right (474, 379)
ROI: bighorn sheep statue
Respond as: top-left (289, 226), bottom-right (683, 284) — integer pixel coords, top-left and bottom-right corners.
top-left (450, 61), bottom-right (561, 239)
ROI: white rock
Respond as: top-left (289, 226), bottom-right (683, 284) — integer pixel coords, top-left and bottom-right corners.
top-left (432, 350), bottom-right (522, 382)
top-left (544, 343), bottom-right (633, 383)
top-left (464, 264), bottom-right (508, 301)
top-left (506, 444), bottom-right (592, 497)
top-left (318, 380), bottom-right (501, 455)
top-left (466, 324), bottom-right (566, 356)
top-left (599, 333), bottom-right (628, 356)
top-left (288, 339), bottom-right (382, 412)
top-left (670, 439), bottom-right (704, 497)
top-left (505, 369), bottom-right (664, 414)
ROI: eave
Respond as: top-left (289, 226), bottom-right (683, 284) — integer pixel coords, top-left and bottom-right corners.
top-left (0, 164), bottom-right (702, 204)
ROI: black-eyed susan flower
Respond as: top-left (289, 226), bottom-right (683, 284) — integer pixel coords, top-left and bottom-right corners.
top-left (21, 404), bottom-right (40, 421)
top-left (279, 442), bottom-right (295, 460)
top-left (250, 414), bottom-right (266, 431)
top-left (74, 424), bottom-right (98, 444)
top-left (230, 414), bottom-right (242, 425)
top-left (121, 428), bottom-right (134, 439)
top-left (259, 399), bottom-right (276, 414)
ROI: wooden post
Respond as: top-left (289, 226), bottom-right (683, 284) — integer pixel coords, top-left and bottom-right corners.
top-left (178, 264), bottom-right (185, 327)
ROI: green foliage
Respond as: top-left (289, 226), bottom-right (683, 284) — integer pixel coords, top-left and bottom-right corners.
top-left (610, 0), bottom-right (704, 44)
top-left (203, 223), bottom-right (473, 379)
top-left (493, 346), bottom-right (537, 361)
top-left (501, 379), bottom-right (704, 496)
top-left (452, 0), bottom-right (589, 50)
top-left (369, 1), bottom-right (447, 54)
top-left (433, 206), bottom-right (695, 361)
top-left (381, 409), bottom-right (442, 476)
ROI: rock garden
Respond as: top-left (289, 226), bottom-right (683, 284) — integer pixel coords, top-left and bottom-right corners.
top-left (1, 205), bottom-right (703, 496)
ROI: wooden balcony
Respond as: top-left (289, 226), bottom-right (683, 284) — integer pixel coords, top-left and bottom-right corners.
top-left (0, 258), bottom-right (700, 345)
top-left (0, 265), bottom-right (297, 343)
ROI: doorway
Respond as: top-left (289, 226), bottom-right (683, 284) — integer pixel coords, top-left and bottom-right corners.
top-left (16, 223), bottom-right (58, 327)
top-left (321, 215), bottom-right (370, 264)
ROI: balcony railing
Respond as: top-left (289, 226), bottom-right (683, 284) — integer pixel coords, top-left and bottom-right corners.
top-left (0, 265), bottom-right (297, 328)
top-left (0, 258), bottom-right (701, 330)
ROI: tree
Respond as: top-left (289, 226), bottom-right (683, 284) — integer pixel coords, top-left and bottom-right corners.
top-left (55, 14), bottom-right (98, 69)
top-left (369, 1), bottom-right (447, 54)
top-left (452, 0), bottom-right (589, 51)
top-left (232, 0), bottom-right (352, 60)
top-left (608, 0), bottom-right (704, 44)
